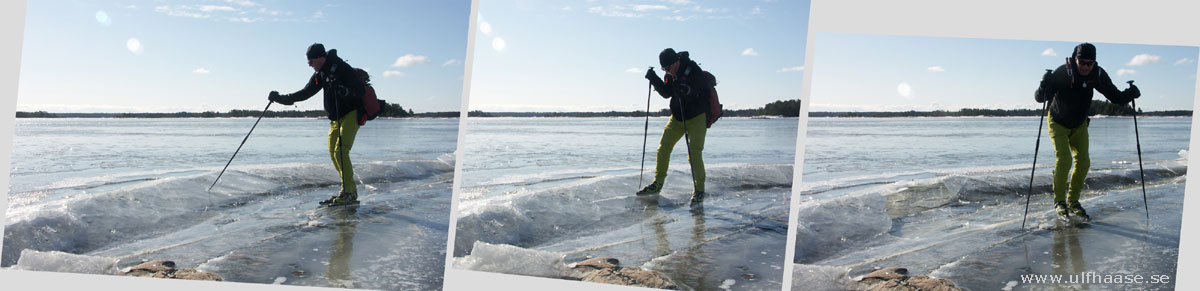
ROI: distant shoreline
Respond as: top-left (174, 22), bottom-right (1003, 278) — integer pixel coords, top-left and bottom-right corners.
top-left (20, 99), bottom-right (1186, 118)
top-left (18, 110), bottom-right (1190, 118)
top-left (810, 100), bottom-right (1190, 117)
top-left (17, 99), bottom-right (805, 119)
top-left (14, 111), bottom-right (461, 118)
top-left (808, 110), bottom-right (1191, 118)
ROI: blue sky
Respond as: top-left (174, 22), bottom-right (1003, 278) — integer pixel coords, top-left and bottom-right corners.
top-left (16, 0), bottom-right (469, 113)
top-left (809, 33), bottom-right (1199, 112)
top-left (468, 0), bottom-right (808, 112)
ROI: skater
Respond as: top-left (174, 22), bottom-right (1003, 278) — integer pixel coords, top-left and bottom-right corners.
top-left (639, 48), bottom-right (714, 204)
top-left (269, 43), bottom-right (366, 206)
top-left (1034, 42), bottom-right (1140, 220)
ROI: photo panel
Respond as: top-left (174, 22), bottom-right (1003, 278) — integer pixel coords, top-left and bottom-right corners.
top-left (449, 0), bottom-right (808, 290)
top-left (2, 1), bottom-right (469, 290)
top-left (792, 33), bottom-right (1196, 290)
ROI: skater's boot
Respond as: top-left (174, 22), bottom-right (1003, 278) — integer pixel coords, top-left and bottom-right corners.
top-left (1068, 201), bottom-right (1090, 221)
top-left (689, 191), bottom-right (706, 205)
top-left (1055, 201), bottom-right (1070, 218)
top-left (637, 182), bottom-right (662, 195)
top-left (321, 192), bottom-right (359, 206)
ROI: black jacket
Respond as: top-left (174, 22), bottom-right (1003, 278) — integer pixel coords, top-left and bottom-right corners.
top-left (279, 49), bottom-right (365, 120)
top-left (1035, 63), bottom-right (1137, 128)
top-left (650, 60), bottom-right (711, 122)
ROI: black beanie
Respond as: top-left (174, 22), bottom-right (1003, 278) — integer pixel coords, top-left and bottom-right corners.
top-left (659, 48), bottom-right (679, 68)
top-left (307, 43), bottom-right (327, 60)
top-left (1073, 43), bottom-right (1096, 60)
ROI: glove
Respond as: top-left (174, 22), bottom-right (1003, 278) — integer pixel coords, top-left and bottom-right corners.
top-left (268, 91), bottom-right (293, 105)
top-left (645, 68), bottom-right (659, 81)
top-left (1039, 70), bottom-right (1053, 89)
top-left (1127, 83), bottom-right (1141, 99)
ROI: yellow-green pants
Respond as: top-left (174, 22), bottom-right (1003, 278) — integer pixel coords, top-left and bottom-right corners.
top-left (330, 111), bottom-right (360, 194)
top-left (1048, 114), bottom-right (1088, 203)
top-left (653, 113), bottom-right (707, 192)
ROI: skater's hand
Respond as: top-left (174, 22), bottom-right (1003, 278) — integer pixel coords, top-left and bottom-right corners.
top-left (268, 91), bottom-right (293, 105)
top-left (1040, 70), bottom-right (1053, 89)
top-left (1127, 83), bottom-right (1141, 99)
top-left (645, 68), bottom-right (660, 81)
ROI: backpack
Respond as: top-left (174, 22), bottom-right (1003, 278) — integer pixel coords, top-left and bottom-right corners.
top-left (678, 52), bottom-right (722, 128)
top-left (699, 70), bottom-right (723, 128)
top-left (354, 68), bottom-right (387, 125)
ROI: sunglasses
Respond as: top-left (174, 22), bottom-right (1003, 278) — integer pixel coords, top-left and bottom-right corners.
top-left (1077, 59), bottom-right (1096, 67)
top-left (661, 61), bottom-right (678, 73)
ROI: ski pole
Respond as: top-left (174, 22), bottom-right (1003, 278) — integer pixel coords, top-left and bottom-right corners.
top-left (1022, 70), bottom-right (1052, 229)
top-left (210, 101), bottom-right (272, 191)
top-left (1129, 80), bottom-right (1149, 223)
top-left (640, 70), bottom-right (653, 188)
top-left (676, 90), bottom-right (698, 192)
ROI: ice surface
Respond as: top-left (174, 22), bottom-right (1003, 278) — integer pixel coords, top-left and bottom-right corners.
top-left (4, 157), bottom-right (455, 290)
top-left (455, 163), bottom-right (794, 291)
top-left (794, 192), bottom-right (891, 263)
top-left (795, 163), bottom-right (1187, 290)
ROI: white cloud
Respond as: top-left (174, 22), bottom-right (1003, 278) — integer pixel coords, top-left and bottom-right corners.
top-left (1175, 58), bottom-right (1196, 65)
top-left (1127, 54), bottom-right (1162, 66)
top-left (199, 5), bottom-right (236, 12)
top-left (1041, 48), bottom-right (1057, 56)
top-left (927, 66), bottom-right (945, 72)
top-left (382, 70), bottom-right (404, 77)
top-left (492, 37), bottom-right (507, 51)
top-left (588, 6), bottom-right (641, 18)
top-left (155, 6), bottom-right (210, 19)
top-left (392, 54), bottom-right (431, 67)
top-left (126, 38), bottom-right (143, 54)
top-left (585, 1), bottom-right (743, 21)
top-left (126, 5), bottom-right (136, 9)
top-left (224, 0), bottom-right (258, 7)
top-left (257, 7), bottom-right (283, 16)
top-left (633, 5), bottom-right (669, 11)
top-left (479, 22), bottom-right (493, 36)
top-left (626, 67), bottom-right (642, 73)
top-left (751, 6), bottom-right (763, 15)
top-left (897, 82), bottom-right (913, 99)
top-left (741, 48), bottom-right (759, 56)
top-left (1117, 69), bottom-right (1137, 76)
top-left (151, 2), bottom-right (312, 22)
top-left (192, 68), bottom-right (210, 74)
top-left (777, 66), bottom-right (803, 72)
top-left (562, 6), bottom-right (573, 11)
top-left (442, 59), bottom-right (462, 67)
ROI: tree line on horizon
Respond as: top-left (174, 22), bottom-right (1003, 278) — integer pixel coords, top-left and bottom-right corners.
top-left (468, 99), bottom-right (802, 117)
top-left (809, 100), bottom-right (1191, 117)
top-left (15, 101), bottom-right (429, 118)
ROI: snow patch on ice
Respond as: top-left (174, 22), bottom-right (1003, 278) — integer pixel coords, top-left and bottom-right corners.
top-left (453, 241), bottom-right (568, 278)
top-left (718, 278), bottom-right (736, 290)
top-left (792, 264), bottom-right (852, 291)
top-left (1002, 280), bottom-right (1018, 290)
top-left (10, 249), bottom-right (119, 275)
